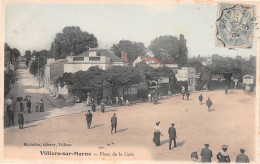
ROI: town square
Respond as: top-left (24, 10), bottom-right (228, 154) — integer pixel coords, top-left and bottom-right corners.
top-left (2, 2), bottom-right (258, 163)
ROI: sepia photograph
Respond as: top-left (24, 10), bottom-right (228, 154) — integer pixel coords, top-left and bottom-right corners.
top-left (1, 0), bottom-right (259, 163)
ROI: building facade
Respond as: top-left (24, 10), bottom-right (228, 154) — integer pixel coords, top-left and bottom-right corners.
top-left (133, 56), bottom-right (178, 68)
top-left (64, 49), bottom-right (128, 73)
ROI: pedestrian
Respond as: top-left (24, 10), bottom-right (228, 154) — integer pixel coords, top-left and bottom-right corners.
top-left (216, 145), bottom-right (231, 163)
top-left (18, 112), bottom-right (24, 129)
top-left (92, 103), bottom-right (96, 112)
top-left (20, 101), bottom-right (24, 112)
top-left (148, 93), bottom-right (152, 103)
top-left (35, 102), bottom-right (39, 112)
top-left (191, 149), bottom-right (199, 161)
top-left (111, 113), bottom-right (117, 134)
top-left (186, 91), bottom-right (190, 100)
top-left (236, 148), bottom-right (249, 163)
top-left (7, 105), bottom-right (14, 126)
top-left (225, 86), bottom-right (228, 95)
top-left (206, 98), bottom-right (212, 112)
top-left (199, 94), bottom-right (203, 105)
top-left (125, 99), bottom-right (129, 106)
top-left (39, 99), bottom-right (44, 112)
top-left (153, 121), bottom-right (163, 146)
top-left (182, 91), bottom-right (185, 100)
top-left (120, 96), bottom-right (124, 105)
top-left (15, 75), bottom-right (18, 81)
top-left (101, 103), bottom-right (105, 113)
top-left (85, 110), bottom-right (93, 129)
top-left (115, 97), bottom-right (119, 104)
top-left (168, 123), bottom-right (177, 150)
top-left (153, 96), bottom-right (158, 105)
top-left (200, 144), bottom-right (213, 163)
top-left (27, 99), bottom-right (31, 113)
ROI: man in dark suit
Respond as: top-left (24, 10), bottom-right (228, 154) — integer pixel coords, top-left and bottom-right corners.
top-left (85, 110), bottom-right (93, 129)
top-left (200, 144), bottom-right (213, 163)
top-left (236, 148), bottom-right (249, 163)
top-left (206, 98), bottom-right (213, 112)
top-left (111, 113), bottom-right (117, 134)
top-left (27, 99), bottom-right (31, 113)
top-left (168, 123), bottom-right (177, 150)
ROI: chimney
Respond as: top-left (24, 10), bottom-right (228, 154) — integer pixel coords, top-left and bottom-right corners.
top-left (121, 52), bottom-right (127, 62)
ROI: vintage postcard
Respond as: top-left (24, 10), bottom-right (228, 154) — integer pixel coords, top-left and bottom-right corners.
top-left (1, 0), bottom-right (259, 163)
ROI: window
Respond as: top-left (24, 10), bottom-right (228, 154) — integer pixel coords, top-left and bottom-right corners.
top-left (73, 57), bottom-right (84, 61)
top-left (89, 57), bottom-right (100, 61)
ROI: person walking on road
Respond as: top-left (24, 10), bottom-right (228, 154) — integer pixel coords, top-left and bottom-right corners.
top-left (153, 121), bottom-right (163, 146)
top-left (35, 102), bottom-right (39, 112)
top-left (206, 98), bottom-right (212, 112)
top-left (7, 105), bottom-right (14, 126)
top-left (39, 99), bottom-right (44, 112)
top-left (111, 113), bottom-right (117, 134)
top-left (18, 112), bottom-right (24, 129)
top-left (168, 123), bottom-right (177, 150)
top-left (19, 101), bottom-right (24, 112)
top-left (186, 91), bottom-right (190, 100)
top-left (101, 103), bottom-right (105, 113)
top-left (27, 99), bottom-right (31, 113)
top-left (182, 91), bottom-right (185, 100)
top-left (236, 148), bottom-right (249, 163)
top-left (216, 145), bottom-right (231, 163)
top-left (199, 94), bottom-right (203, 105)
top-left (85, 110), bottom-right (93, 129)
top-left (92, 103), bottom-right (96, 112)
top-left (200, 144), bottom-right (213, 163)
top-left (225, 86), bottom-right (228, 95)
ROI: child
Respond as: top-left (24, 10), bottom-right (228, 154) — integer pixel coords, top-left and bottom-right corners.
top-left (35, 102), bottom-right (39, 112)
top-left (191, 149), bottom-right (198, 161)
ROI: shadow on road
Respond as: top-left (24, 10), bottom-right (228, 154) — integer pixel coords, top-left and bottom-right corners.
top-left (176, 140), bottom-right (185, 147)
top-left (117, 128), bottom-right (128, 133)
top-left (160, 139), bottom-right (169, 146)
top-left (209, 109), bottom-right (215, 112)
top-left (90, 124), bottom-right (104, 129)
top-left (23, 124), bottom-right (42, 129)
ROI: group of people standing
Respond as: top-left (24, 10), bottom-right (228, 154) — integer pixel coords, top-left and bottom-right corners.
top-left (153, 122), bottom-right (177, 150)
top-left (191, 144), bottom-right (249, 163)
top-left (148, 93), bottom-right (160, 105)
top-left (85, 110), bottom-right (118, 134)
top-left (19, 98), bottom-right (44, 113)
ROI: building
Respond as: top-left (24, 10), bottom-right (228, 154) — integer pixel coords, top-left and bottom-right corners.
top-left (133, 56), bottom-right (178, 68)
top-left (176, 67), bottom-right (196, 91)
top-left (64, 49), bottom-right (129, 73)
top-left (44, 58), bottom-right (67, 97)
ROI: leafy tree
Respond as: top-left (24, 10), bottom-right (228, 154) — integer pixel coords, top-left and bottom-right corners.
top-left (52, 26), bottom-right (98, 59)
top-left (29, 50), bottom-right (49, 76)
top-left (110, 40), bottom-right (147, 66)
top-left (24, 50), bottom-right (32, 67)
top-left (149, 34), bottom-right (188, 67)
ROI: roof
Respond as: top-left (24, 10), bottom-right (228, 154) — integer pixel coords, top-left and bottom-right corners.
top-left (140, 56), bottom-right (177, 64)
top-left (78, 49), bottom-right (122, 62)
top-left (50, 59), bottom-right (67, 65)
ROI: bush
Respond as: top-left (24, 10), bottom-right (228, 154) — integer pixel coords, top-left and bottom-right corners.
top-left (172, 81), bottom-right (188, 94)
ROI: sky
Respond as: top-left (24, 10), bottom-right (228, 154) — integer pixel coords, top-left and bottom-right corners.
top-left (5, 3), bottom-right (257, 58)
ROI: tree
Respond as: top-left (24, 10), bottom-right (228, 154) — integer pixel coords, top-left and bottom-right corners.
top-left (24, 50), bottom-right (32, 67)
top-left (52, 26), bottom-right (98, 59)
top-left (110, 40), bottom-right (147, 66)
top-left (149, 35), bottom-right (188, 67)
top-left (29, 50), bottom-right (49, 76)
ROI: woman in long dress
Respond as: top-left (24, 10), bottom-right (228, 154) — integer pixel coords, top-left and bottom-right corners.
top-left (153, 121), bottom-right (163, 146)
top-left (39, 99), bottom-right (44, 112)
top-left (216, 145), bottom-right (231, 163)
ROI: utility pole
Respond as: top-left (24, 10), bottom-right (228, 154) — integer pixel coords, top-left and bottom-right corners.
top-left (38, 57), bottom-right (40, 88)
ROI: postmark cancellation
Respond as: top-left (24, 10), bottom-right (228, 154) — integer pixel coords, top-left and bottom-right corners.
top-left (216, 3), bottom-right (255, 48)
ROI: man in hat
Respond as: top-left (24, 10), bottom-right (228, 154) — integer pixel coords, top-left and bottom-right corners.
top-left (200, 144), bottom-right (213, 163)
top-left (199, 94), bottom-right (203, 105)
top-left (168, 123), bottom-right (177, 150)
top-left (18, 112), bottom-right (24, 129)
top-left (216, 145), bottom-right (230, 163)
top-left (111, 113), bottom-right (117, 134)
top-left (225, 86), bottom-right (228, 95)
top-left (206, 98), bottom-right (212, 112)
top-left (186, 91), bottom-right (190, 100)
top-left (27, 99), bottom-right (31, 113)
top-left (236, 148), bottom-right (249, 163)
top-left (85, 110), bottom-right (93, 129)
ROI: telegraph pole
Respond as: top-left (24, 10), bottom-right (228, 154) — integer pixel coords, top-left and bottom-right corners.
top-left (38, 57), bottom-right (40, 88)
